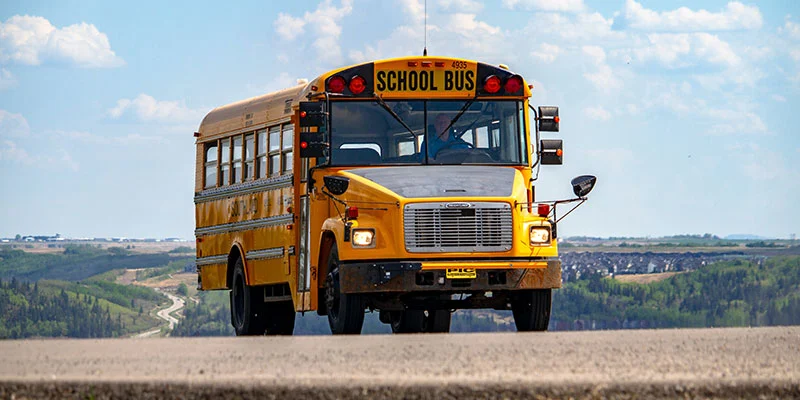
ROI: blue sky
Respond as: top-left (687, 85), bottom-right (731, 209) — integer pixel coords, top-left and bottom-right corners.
top-left (1, 0), bottom-right (798, 239)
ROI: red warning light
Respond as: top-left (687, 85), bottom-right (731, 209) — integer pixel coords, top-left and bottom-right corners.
top-left (300, 141), bottom-right (308, 149)
top-left (538, 203), bottom-right (550, 217)
top-left (346, 207), bottom-right (359, 219)
top-left (504, 75), bottom-right (523, 94)
top-left (328, 75), bottom-right (346, 93)
top-left (349, 75), bottom-right (366, 95)
top-left (554, 116), bottom-right (560, 123)
top-left (484, 75), bottom-right (501, 94)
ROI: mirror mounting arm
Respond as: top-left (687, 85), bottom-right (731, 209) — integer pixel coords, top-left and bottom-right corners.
top-left (553, 197), bottom-right (588, 224)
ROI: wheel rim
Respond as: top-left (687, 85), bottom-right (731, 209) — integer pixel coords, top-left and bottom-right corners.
top-left (233, 274), bottom-right (245, 328)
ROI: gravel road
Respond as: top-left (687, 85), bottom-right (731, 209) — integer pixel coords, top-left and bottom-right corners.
top-left (1, 326), bottom-right (798, 399)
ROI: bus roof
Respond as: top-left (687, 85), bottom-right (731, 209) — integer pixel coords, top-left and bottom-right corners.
top-left (196, 56), bottom-right (530, 141)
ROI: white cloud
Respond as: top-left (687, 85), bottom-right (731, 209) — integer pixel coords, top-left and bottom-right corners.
top-left (622, 0), bottom-right (762, 32)
top-left (581, 46), bottom-right (622, 92)
top-left (0, 15), bottom-right (124, 68)
top-left (0, 68), bottom-right (16, 90)
top-left (790, 49), bottom-right (800, 63)
top-left (0, 140), bottom-right (79, 171)
top-left (772, 94), bottom-right (787, 102)
top-left (274, 13), bottom-right (306, 40)
top-left (528, 12), bottom-right (624, 42)
top-left (706, 109), bottom-right (767, 135)
top-left (0, 109), bottom-right (30, 138)
top-left (584, 106), bottom-right (611, 121)
top-left (273, 0), bottom-right (353, 65)
top-left (108, 94), bottom-right (207, 123)
top-left (531, 43), bottom-right (562, 63)
top-left (48, 130), bottom-right (166, 146)
top-left (778, 16), bottom-right (800, 40)
top-left (399, 0), bottom-right (425, 24)
top-left (503, 0), bottom-right (585, 13)
top-left (622, 33), bottom-right (740, 68)
top-left (439, 0), bottom-right (483, 13)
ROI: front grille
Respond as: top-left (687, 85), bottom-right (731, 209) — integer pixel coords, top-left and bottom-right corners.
top-left (404, 202), bottom-right (513, 253)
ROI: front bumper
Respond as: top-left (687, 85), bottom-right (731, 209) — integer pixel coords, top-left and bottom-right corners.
top-left (339, 259), bottom-right (561, 294)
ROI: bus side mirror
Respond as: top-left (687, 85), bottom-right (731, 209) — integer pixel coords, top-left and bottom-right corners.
top-left (299, 102), bottom-right (327, 158)
top-left (538, 106), bottom-right (559, 132)
top-left (540, 139), bottom-right (563, 165)
top-left (571, 175), bottom-right (596, 197)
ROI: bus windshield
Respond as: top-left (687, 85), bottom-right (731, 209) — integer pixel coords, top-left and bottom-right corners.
top-left (328, 100), bottom-right (527, 166)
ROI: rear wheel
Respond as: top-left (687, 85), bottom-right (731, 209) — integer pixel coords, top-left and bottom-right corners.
top-left (230, 257), bottom-right (265, 336)
top-left (511, 289), bottom-right (552, 332)
top-left (324, 243), bottom-right (365, 334)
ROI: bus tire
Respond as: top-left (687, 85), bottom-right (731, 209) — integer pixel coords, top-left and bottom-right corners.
top-left (425, 309), bottom-right (451, 333)
top-left (264, 301), bottom-right (295, 335)
top-left (230, 257), bottom-right (266, 336)
top-left (324, 243), bottom-right (364, 334)
top-left (511, 289), bottom-right (552, 332)
top-left (390, 310), bottom-right (425, 333)
top-left (390, 309), bottom-right (451, 333)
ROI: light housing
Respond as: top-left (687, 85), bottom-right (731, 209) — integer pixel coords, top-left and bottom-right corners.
top-left (349, 75), bottom-right (366, 95)
top-left (352, 229), bottom-right (375, 248)
top-left (328, 75), bottom-right (346, 93)
top-left (537, 203), bottom-right (550, 217)
top-left (483, 75), bottom-right (502, 93)
top-left (530, 226), bottom-right (551, 246)
top-left (504, 75), bottom-right (523, 94)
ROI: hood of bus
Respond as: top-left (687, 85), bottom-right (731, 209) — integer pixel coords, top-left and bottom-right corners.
top-left (345, 165), bottom-right (517, 198)
top-left (330, 165), bottom-right (557, 260)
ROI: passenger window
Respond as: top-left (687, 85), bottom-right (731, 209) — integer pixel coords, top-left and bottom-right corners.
top-left (204, 143), bottom-right (217, 189)
top-left (282, 125), bottom-right (293, 173)
top-left (220, 138), bottom-right (231, 186)
top-left (476, 126), bottom-right (489, 148)
top-left (256, 129), bottom-right (267, 179)
top-left (244, 133), bottom-right (255, 181)
top-left (269, 126), bottom-right (280, 175)
top-left (232, 135), bottom-right (243, 183)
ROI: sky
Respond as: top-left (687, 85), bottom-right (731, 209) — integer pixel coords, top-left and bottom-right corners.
top-left (0, 0), bottom-right (798, 240)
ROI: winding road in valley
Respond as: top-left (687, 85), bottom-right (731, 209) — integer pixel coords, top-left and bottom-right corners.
top-left (134, 290), bottom-right (185, 338)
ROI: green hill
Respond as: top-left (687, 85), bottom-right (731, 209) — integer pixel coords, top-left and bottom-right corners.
top-left (0, 278), bottom-right (164, 339)
top-left (0, 245), bottom-right (173, 282)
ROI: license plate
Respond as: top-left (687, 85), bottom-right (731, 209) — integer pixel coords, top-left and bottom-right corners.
top-left (446, 268), bottom-right (476, 279)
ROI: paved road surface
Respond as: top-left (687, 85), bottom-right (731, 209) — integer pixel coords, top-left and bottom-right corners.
top-left (1, 326), bottom-right (798, 399)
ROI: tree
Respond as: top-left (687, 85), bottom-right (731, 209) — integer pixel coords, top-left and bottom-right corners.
top-left (15, 234), bottom-right (21, 241)
top-left (176, 283), bottom-right (188, 296)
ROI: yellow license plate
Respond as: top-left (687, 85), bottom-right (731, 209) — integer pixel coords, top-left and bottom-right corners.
top-left (446, 268), bottom-right (476, 279)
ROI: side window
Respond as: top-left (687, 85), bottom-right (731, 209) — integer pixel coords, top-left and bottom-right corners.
top-left (256, 129), bottom-right (267, 179)
top-left (244, 133), bottom-right (255, 181)
top-left (398, 140), bottom-right (415, 156)
top-left (204, 142), bottom-right (217, 189)
top-left (232, 135), bottom-right (243, 183)
top-left (220, 138), bottom-right (231, 186)
top-left (268, 126), bottom-right (280, 176)
top-left (476, 126), bottom-right (489, 149)
top-left (282, 125), bottom-right (293, 173)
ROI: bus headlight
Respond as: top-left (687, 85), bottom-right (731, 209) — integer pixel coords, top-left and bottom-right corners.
top-left (530, 226), bottom-right (551, 246)
top-left (352, 229), bottom-right (375, 248)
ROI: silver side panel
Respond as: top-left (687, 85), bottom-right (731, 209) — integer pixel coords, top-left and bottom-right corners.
top-left (403, 202), bottom-right (513, 253)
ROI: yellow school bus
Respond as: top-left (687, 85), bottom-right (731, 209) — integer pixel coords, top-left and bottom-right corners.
top-left (194, 56), bottom-right (595, 335)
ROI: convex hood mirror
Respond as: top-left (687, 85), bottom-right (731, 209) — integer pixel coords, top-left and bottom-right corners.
top-left (324, 176), bottom-right (350, 195)
top-left (571, 175), bottom-right (596, 197)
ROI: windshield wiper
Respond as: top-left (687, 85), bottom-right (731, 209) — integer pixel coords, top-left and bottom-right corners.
top-left (439, 97), bottom-right (477, 139)
top-left (373, 93), bottom-right (416, 138)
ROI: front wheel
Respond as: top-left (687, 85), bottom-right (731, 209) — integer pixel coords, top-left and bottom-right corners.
top-left (511, 289), bottom-right (552, 332)
top-left (324, 243), bottom-right (365, 334)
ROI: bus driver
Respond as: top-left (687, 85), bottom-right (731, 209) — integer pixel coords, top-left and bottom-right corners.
top-left (421, 113), bottom-right (470, 160)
